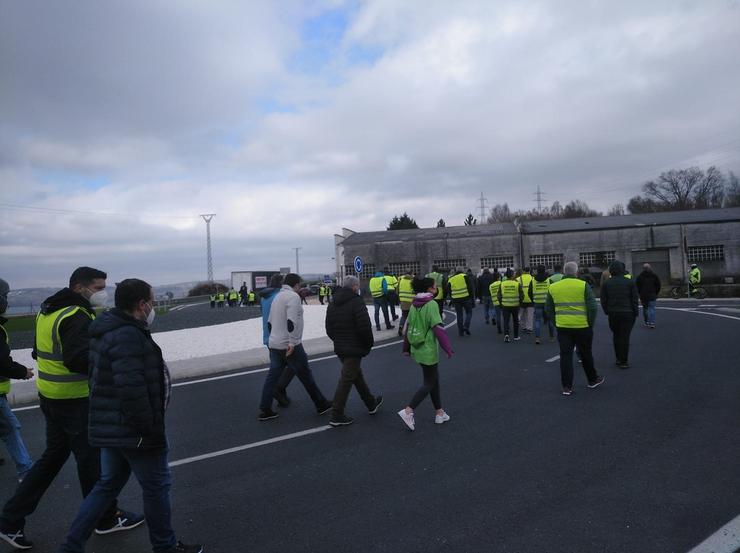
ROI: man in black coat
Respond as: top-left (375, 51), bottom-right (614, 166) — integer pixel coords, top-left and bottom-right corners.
top-left (325, 276), bottom-right (382, 427)
top-left (57, 279), bottom-right (203, 553)
top-left (600, 261), bottom-right (639, 369)
top-left (635, 263), bottom-right (661, 328)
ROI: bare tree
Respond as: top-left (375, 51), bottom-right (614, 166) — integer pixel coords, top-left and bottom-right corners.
top-left (726, 171), bottom-right (740, 207)
top-left (486, 203), bottom-right (513, 223)
top-left (607, 203), bottom-right (625, 216)
top-left (637, 166), bottom-right (726, 211)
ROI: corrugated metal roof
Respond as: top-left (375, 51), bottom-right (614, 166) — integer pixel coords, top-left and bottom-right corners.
top-left (340, 208), bottom-right (740, 244)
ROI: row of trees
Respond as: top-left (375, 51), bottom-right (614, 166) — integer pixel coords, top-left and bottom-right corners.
top-left (386, 167), bottom-right (740, 229)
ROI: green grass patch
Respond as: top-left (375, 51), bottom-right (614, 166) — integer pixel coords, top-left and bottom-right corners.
top-left (3, 314), bottom-right (36, 333)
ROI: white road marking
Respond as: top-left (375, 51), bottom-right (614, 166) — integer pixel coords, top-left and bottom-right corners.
top-left (687, 513), bottom-right (740, 553)
top-left (657, 307), bottom-right (740, 322)
top-left (546, 355), bottom-right (560, 363)
top-left (168, 425), bottom-right (331, 467)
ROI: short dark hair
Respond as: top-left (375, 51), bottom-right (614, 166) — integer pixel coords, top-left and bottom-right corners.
top-left (269, 274), bottom-right (284, 287)
top-left (554, 264), bottom-right (563, 272)
top-left (412, 277), bottom-right (434, 294)
top-left (69, 266), bottom-right (107, 289)
top-left (284, 273), bottom-right (301, 288)
top-left (115, 279), bottom-right (152, 311)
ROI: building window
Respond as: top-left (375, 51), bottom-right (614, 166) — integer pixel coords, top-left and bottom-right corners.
top-left (579, 251), bottom-right (616, 267)
top-left (344, 263), bottom-right (376, 280)
top-left (387, 261), bottom-right (421, 276)
top-left (433, 258), bottom-right (467, 271)
top-left (480, 255), bottom-right (515, 270)
top-left (528, 254), bottom-right (564, 269)
top-left (688, 245), bottom-right (724, 263)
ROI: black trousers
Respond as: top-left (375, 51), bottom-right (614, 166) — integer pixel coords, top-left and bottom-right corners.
top-left (0, 397), bottom-right (117, 532)
top-left (409, 363), bottom-right (442, 411)
top-left (501, 306), bottom-right (519, 338)
top-left (557, 327), bottom-right (599, 388)
top-left (331, 357), bottom-right (376, 416)
top-left (608, 313), bottom-right (636, 364)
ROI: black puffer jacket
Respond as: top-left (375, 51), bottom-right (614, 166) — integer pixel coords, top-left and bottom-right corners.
top-left (88, 308), bottom-right (168, 450)
top-left (635, 269), bottom-right (661, 302)
top-left (601, 261), bottom-right (639, 317)
top-left (325, 287), bottom-right (374, 358)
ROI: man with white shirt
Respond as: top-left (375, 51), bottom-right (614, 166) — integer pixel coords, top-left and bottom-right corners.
top-left (258, 274), bottom-right (332, 421)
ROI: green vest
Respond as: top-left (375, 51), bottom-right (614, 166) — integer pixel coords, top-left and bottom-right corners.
top-left (369, 277), bottom-right (386, 298)
top-left (548, 278), bottom-right (588, 329)
top-left (449, 274), bottom-right (469, 299)
top-left (489, 281), bottom-right (502, 306)
top-left (689, 268), bottom-right (701, 284)
top-left (398, 277), bottom-right (414, 303)
top-left (210, 294), bottom-right (216, 301)
top-left (217, 293), bottom-right (225, 301)
top-left (0, 324), bottom-right (10, 395)
top-left (426, 272), bottom-right (444, 300)
top-left (229, 290), bottom-right (238, 300)
top-left (518, 273), bottom-right (533, 303)
top-left (500, 280), bottom-right (521, 307)
top-left (248, 292), bottom-right (255, 301)
top-left (384, 275), bottom-right (398, 290)
top-left (35, 306), bottom-right (94, 400)
top-left (532, 279), bottom-right (550, 304)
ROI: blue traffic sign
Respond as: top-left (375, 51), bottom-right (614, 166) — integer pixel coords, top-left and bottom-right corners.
top-left (323, 274), bottom-right (332, 283)
top-left (353, 256), bottom-right (363, 273)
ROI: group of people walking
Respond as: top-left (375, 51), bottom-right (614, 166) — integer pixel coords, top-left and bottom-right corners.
top-left (209, 286), bottom-right (255, 308)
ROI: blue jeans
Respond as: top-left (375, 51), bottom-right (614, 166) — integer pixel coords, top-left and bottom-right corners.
top-left (643, 300), bottom-right (656, 325)
top-left (260, 344), bottom-right (327, 410)
top-left (373, 297), bottom-right (391, 329)
top-left (452, 298), bottom-right (473, 334)
top-left (59, 447), bottom-right (176, 553)
top-left (534, 305), bottom-right (554, 338)
top-left (0, 396), bottom-right (33, 477)
top-left (493, 305), bottom-right (503, 331)
top-left (481, 296), bottom-right (494, 322)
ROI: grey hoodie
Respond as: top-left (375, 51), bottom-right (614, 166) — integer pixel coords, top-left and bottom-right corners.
top-left (267, 285), bottom-right (304, 349)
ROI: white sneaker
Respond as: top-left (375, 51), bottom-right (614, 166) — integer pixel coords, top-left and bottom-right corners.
top-left (435, 412), bottom-right (450, 424)
top-left (397, 409), bottom-right (415, 431)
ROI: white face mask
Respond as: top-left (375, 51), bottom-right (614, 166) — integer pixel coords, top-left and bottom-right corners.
top-left (88, 289), bottom-right (108, 307)
top-left (145, 303), bottom-right (156, 326)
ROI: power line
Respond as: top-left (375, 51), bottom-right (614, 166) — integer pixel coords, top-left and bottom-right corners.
top-left (533, 185), bottom-right (547, 212)
top-left (476, 192), bottom-right (489, 222)
top-left (0, 203), bottom-right (198, 219)
top-left (200, 214), bottom-right (216, 282)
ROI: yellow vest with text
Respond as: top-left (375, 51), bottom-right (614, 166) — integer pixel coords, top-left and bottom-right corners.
top-left (448, 274), bottom-right (469, 299)
top-left (518, 273), bottom-right (533, 303)
top-left (35, 306), bottom-right (95, 400)
top-left (0, 324), bottom-right (10, 394)
top-left (500, 280), bottom-right (521, 307)
top-left (489, 281), bottom-right (502, 306)
top-left (532, 279), bottom-right (550, 305)
top-left (369, 277), bottom-right (386, 298)
top-left (398, 277), bottom-right (414, 304)
top-left (548, 278), bottom-right (588, 329)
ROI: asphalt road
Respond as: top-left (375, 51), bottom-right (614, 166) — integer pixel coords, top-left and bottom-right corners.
top-left (2, 300), bottom-right (739, 553)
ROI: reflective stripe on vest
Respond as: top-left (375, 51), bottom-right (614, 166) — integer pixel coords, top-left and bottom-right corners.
top-left (489, 281), bottom-right (502, 306)
top-left (0, 324), bottom-right (9, 394)
top-left (532, 280), bottom-right (550, 304)
top-left (384, 275), bottom-right (398, 290)
top-left (448, 274), bottom-right (469, 299)
top-left (35, 306), bottom-right (94, 399)
top-left (500, 280), bottom-right (520, 307)
top-left (398, 278), bottom-right (414, 302)
top-left (369, 277), bottom-right (385, 298)
top-left (518, 273), bottom-right (533, 303)
top-left (548, 278), bottom-right (588, 328)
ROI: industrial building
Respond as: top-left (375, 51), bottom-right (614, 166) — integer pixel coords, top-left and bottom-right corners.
top-left (334, 207), bottom-right (740, 288)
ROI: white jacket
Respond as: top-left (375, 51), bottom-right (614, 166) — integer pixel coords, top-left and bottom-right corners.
top-left (267, 285), bottom-right (304, 349)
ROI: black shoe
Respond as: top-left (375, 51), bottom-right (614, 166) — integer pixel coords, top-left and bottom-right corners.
top-left (392, 315), bottom-right (399, 321)
top-left (258, 408), bottom-right (279, 421)
top-left (329, 414), bottom-right (354, 427)
top-left (274, 389), bottom-right (291, 407)
top-left (95, 510), bottom-right (145, 535)
top-left (588, 376), bottom-right (605, 389)
top-left (376, 326), bottom-right (381, 331)
top-left (316, 401), bottom-right (333, 415)
top-left (0, 529), bottom-right (33, 550)
top-left (162, 541), bottom-right (205, 553)
top-left (386, 325), bottom-right (395, 330)
top-left (368, 395), bottom-right (383, 415)
top-left (464, 328), bottom-right (471, 336)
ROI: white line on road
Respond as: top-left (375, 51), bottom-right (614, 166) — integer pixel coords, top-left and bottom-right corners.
top-left (657, 307), bottom-right (740, 322)
top-left (168, 425), bottom-right (331, 467)
top-left (545, 355), bottom-right (560, 363)
top-left (687, 513), bottom-right (740, 553)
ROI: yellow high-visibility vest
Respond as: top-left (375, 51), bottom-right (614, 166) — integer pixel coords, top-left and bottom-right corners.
top-left (35, 306), bottom-right (94, 400)
top-left (532, 279), bottom-right (550, 304)
top-left (548, 278), bottom-right (589, 329)
top-left (518, 273), bottom-right (533, 303)
top-left (384, 275), bottom-right (398, 290)
top-left (448, 274), bottom-right (469, 299)
top-left (500, 280), bottom-right (521, 307)
top-left (489, 281), bottom-right (502, 306)
top-left (369, 277), bottom-right (386, 298)
top-left (398, 277), bottom-right (414, 303)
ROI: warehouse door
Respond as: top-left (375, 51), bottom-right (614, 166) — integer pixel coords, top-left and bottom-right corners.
top-left (632, 249), bottom-right (670, 284)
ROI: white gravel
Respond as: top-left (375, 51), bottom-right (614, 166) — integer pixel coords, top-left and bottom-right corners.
top-left (10, 304), bottom-right (380, 368)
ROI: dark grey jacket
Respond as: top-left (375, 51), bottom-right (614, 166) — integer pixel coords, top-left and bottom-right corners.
top-left (325, 287), bottom-right (374, 358)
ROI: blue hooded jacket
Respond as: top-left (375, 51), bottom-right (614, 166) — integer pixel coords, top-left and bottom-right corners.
top-left (259, 287), bottom-right (282, 346)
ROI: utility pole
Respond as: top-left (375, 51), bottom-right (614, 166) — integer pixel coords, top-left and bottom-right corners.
top-left (200, 214), bottom-right (216, 282)
top-left (476, 192), bottom-right (489, 222)
top-left (292, 247), bottom-right (302, 275)
top-left (533, 186), bottom-right (546, 212)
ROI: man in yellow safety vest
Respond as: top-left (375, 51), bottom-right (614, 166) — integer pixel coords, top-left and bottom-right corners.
top-left (517, 267), bottom-right (534, 333)
top-left (369, 271), bottom-right (394, 331)
top-left (0, 267), bottom-right (143, 550)
top-left (447, 267), bottom-right (474, 337)
top-left (382, 270), bottom-right (400, 322)
top-left (497, 269), bottom-right (523, 342)
top-left (545, 261), bottom-right (604, 396)
top-left (397, 270), bottom-right (415, 337)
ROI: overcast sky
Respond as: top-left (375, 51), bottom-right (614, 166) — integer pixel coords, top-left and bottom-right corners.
top-left (2, 0), bottom-right (739, 288)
